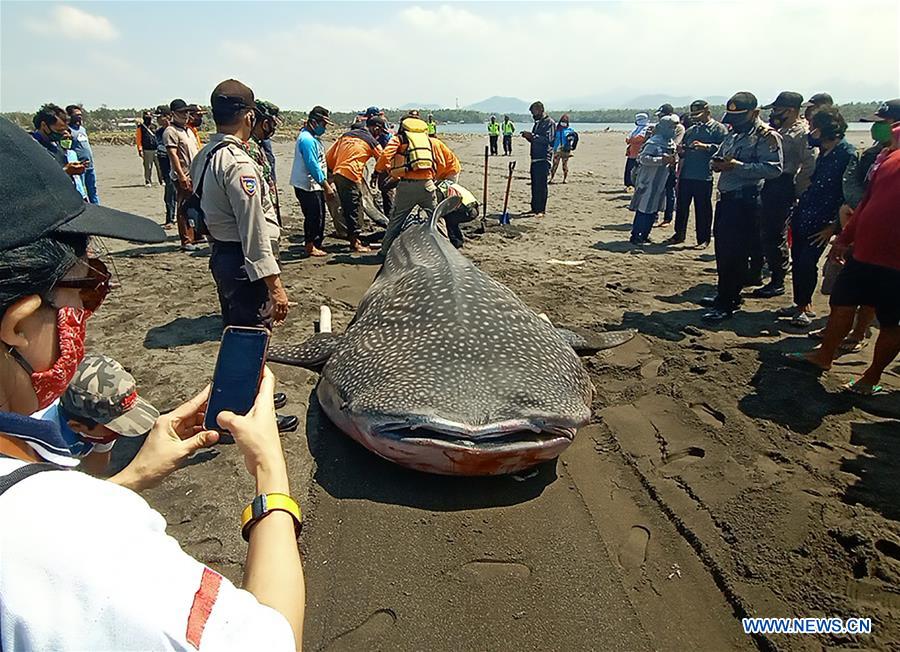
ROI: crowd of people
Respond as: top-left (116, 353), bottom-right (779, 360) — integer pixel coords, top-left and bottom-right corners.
top-left (623, 92), bottom-right (899, 393)
top-left (2, 79), bottom-right (897, 649)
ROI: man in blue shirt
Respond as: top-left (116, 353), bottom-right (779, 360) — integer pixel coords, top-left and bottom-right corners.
top-left (30, 103), bottom-right (86, 179)
top-left (290, 105), bottom-right (335, 257)
top-left (670, 100), bottom-right (728, 247)
top-left (66, 105), bottom-right (100, 204)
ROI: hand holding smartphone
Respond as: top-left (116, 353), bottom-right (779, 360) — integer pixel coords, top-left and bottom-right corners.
top-left (204, 326), bottom-right (270, 432)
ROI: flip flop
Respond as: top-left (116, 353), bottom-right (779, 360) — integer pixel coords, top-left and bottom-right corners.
top-left (838, 338), bottom-right (868, 354)
top-left (843, 380), bottom-right (884, 395)
top-left (782, 351), bottom-right (827, 375)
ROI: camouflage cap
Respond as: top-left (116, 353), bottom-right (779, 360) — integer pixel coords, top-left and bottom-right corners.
top-left (60, 354), bottom-right (159, 437)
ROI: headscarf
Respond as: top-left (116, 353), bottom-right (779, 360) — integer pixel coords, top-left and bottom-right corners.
top-left (629, 113), bottom-right (650, 138)
top-left (644, 115), bottom-right (680, 153)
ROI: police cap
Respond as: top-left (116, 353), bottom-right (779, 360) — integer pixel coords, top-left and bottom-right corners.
top-left (722, 92), bottom-right (758, 124)
top-left (762, 91), bottom-right (803, 110)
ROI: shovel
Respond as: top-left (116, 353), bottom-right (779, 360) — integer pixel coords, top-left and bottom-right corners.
top-left (476, 145), bottom-right (489, 233)
top-left (500, 160), bottom-right (516, 225)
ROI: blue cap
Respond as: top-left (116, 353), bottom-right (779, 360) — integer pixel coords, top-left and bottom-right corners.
top-left (364, 106), bottom-right (382, 117)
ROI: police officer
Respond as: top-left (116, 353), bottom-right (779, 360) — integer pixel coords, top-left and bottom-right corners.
top-left (751, 91), bottom-right (817, 298)
top-left (248, 99), bottom-right (282, 224)
top-left (701, 92), bottom-right (784, 322)
top-left (190, 79), bottom-right (296, 430)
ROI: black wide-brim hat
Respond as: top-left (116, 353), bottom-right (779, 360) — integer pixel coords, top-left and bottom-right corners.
top-left (0, 117), bottom-right (165, 252)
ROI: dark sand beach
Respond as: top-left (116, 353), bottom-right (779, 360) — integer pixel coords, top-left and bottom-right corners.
top-left (91, 130), bottom-right (898, 651)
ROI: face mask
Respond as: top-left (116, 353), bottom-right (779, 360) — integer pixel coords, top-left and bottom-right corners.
top-left (48, 129), bottom-right (65, 142)
top-left (730, 117), bottom-right (753, 133)
top-left (871, 121), bottom-right (893, 144)
top-left (13, 306), bottom-right (91, 410)
top-left (313, 123), bottom-right (326, 136)
top-left (807, 133), bottom-right (822, 148)
top-left (143, 117), bottom-right (152, 125)
top-left (769, 112), bottom-right (787, 128)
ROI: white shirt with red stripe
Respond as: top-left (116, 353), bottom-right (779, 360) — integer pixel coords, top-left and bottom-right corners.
top-left (0, 457), bottom-right (295, 651)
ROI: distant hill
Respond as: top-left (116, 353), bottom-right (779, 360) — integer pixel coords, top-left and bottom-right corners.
top-left (465, 96), bottom-right (531, 114)
top-left (398, 102), bottom-right (442, 111)
top-left (624, 94), bottom-right (729, 110)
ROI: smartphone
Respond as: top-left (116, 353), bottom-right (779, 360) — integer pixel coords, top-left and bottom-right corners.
top-left (204, 326), bottom-right (270, 432)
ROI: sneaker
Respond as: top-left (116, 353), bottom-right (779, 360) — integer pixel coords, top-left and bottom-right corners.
top-left (790, 311), bottom-right (816, 327)
top-left (750, 283), bottom-right (786, 298)
top-left (701, 307), bottom-right (733, 322)
top-left (181, 243), bottom-right (200, 252)
top-left (145, 182), bottom-right (152, 188)
top-left (699, 295), bottom-right (720, 308)
top-left (695, 241), bottom-right (710, 249)
top-left (273, 392), bottom-right (287, 410)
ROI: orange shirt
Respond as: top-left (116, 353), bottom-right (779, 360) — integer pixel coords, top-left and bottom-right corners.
top-left (432, 137), bottom-right (461, 180)
top-left (625, 133), bottom-right (646, 159)
top-left (375, 134), bottom-right (434, 180)
top-left (325, 134), bottom-right (382, 183)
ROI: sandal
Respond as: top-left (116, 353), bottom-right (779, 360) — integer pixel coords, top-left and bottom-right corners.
top-left (838, 338), bottom-right (868, 354)
top-left (843, 380), bottom-right (884, 395)
top-left (782, 352), bottom-right (827, 375)
top-left (808, 327), bottom-right (826, 340)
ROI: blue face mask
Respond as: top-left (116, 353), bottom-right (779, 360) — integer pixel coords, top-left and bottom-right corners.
top-left (807, 133), bottom-right (822, 148)
top-left (313, 123), bottom-right (326, 137)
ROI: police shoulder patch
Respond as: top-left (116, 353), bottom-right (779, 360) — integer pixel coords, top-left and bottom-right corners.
top-left (240, 175), bottom-right (258, 196)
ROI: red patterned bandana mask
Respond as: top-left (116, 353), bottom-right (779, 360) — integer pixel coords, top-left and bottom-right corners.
top-left (12, 307), bottom-right (91, 410)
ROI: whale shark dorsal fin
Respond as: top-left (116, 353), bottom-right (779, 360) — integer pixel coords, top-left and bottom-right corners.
top-left (430, 195), bottom-right (463, 230)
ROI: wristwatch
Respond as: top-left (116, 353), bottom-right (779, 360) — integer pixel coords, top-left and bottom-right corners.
top-left (240, 493), bottom-right (302, 542)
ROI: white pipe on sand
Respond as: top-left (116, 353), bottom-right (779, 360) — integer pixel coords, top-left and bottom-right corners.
top-left (319, 305), bottom-right (332, 333)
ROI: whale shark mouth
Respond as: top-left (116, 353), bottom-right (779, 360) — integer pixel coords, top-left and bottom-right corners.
top-left (374, 420), bottom-right (576, 450)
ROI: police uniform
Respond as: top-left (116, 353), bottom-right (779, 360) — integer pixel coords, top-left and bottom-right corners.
top-left (705, 93), bottom-right (783, 320)
top-left (190, 133), bottom-right (281, 329)
top-left (752, 92), bottom-right (817, 295)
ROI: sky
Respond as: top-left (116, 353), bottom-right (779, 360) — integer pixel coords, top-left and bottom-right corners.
top-left (1, 0), bottom-right (899, 113)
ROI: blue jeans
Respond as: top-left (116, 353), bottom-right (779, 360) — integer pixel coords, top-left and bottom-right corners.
top-left (83, 165), bottom-right (99, 204)
top-left (631, 211), bottom-right (656, 241)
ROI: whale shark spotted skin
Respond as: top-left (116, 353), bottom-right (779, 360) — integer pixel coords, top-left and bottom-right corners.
top-left (269, 198), bottom-right (633, 475)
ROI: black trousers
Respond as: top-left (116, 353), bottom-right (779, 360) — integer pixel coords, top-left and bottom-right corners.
top-left (758, 173), bottom-right (795, 286)
top-left (530, 159), bottom-right (550, 213)
top-left (502, 134), bottom-right (513, 155)
top-left (489, 135), bottom-right (499, 155)
top-left (624, 157), bottom-right (638, 187)
top-left (158, 155), bottom-right (176, 224)
top-left (209, 241), bottom-right (271, 330)
top-left (674, 178), bottom-right (714, 243)
top-left (334, 174), bottom-right (363, 240)
top-left (790, 230), bottom-right (827, 307)
top-left (294, 187), bottom-right (325, 247)
top-left (713, 193), bottom-right (760, 310)
top-left (663, 167), bottom-right (676, 222)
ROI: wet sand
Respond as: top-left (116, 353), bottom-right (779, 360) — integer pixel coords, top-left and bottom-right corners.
top-left (90, 129), bottom-right (898, 651)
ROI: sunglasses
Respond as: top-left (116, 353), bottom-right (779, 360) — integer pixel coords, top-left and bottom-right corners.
top-left (54, 257), bottom-right (112, 312)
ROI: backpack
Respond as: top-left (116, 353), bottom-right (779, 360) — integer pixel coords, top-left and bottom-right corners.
top-left (395, 118), bottom-right (434, 172)
top-left (183, 141), bottom-right (234, 237)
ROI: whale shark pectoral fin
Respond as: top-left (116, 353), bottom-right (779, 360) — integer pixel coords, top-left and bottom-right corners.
top-left (429, 195), bottom-right (463, 230)
top-left (556, 327), bottom-right (636, 355)
top-left (267, 333), bottom-right (344, 372)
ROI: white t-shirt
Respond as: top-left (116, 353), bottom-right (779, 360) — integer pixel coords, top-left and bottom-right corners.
top-left (0, 457), bottom-right (295, 651)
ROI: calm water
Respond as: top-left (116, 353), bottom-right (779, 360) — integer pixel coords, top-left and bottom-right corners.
top-left (436, 121), bottom-right (872, 134)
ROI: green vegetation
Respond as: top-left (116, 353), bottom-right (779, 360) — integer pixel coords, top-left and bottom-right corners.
top-left (2, 101), bottom-right (882, 139)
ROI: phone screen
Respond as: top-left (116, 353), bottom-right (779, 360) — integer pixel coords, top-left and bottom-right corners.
top-left (204, 326), bottom-right (269, 432)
